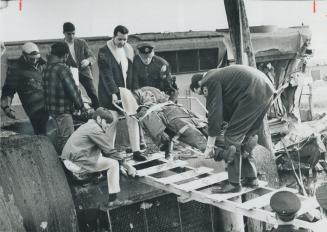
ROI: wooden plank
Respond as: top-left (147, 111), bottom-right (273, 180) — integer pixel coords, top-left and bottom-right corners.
top-left (136, 160), bottom-right (187, 177)
top-left (176, 172), bottom-right (228, 192)
top-left (240, 187), bottom-right (297, 210)
top-left (127, 152), bottom-right (165, 166)
top-left (311, 218), bottom-right (327, 232)
top-left (198, 180), bottom-right (268, 203)
top-left (156, 167), bottom-right (213, 185)
top-left (297, 197), bottom-right (320, 216)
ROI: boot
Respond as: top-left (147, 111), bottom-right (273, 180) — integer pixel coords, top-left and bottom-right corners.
top-left (241, 177), bottom-right (259, 188)
top-left (132, 151), bottom-right (147, 162)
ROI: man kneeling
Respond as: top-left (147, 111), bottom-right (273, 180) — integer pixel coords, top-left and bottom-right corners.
top-left (61, 107), bottom-right (133, 207)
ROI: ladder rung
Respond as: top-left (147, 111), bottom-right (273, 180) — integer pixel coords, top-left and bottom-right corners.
top-left (200, 180), bottom-right (267, 203)
top-left (240, 187), bottom-right (296, 210)
top-left (136, 160), bottom-right (187, 177)
top-left (157, 167), bottom-right (213, 185)
top-left (176, 172), bottom-right (228, 192)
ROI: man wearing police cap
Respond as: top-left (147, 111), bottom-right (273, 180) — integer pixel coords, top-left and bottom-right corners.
top-left (132, 42), bottom-right (178, 101)
top-left (270, 191), bottom-right (306, 232)
top-left (316, 183), bottom-right (327, 213)
top-left (1, 42), bottom-right (49, 135)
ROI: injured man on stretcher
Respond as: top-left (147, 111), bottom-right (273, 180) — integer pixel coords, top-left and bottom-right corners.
top-left (123, 86), bottom-right (258, 160)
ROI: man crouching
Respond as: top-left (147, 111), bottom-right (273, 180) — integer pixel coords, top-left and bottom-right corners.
top-left (61, 107), bottom-right (134, 207)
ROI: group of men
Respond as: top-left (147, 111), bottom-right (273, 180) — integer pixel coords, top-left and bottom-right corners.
top-left (1, 23), bottom-right (177, 206)
top-left (3, 21), bottom-right (327, 228)
top-left (1, 22), bottom-right (277, 203)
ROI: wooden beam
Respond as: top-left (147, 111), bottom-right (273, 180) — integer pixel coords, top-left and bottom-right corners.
top-left (240, 187), bottom-right (297, 210)
top-left (175, 172), bottom-right (228, 192)
top-left (224, 0), bottom-right (243, 64)
top-left (297, 197), bottom-right (320, 216)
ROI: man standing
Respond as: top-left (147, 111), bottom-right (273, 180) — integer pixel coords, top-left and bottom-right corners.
top-left (270, 191), bottom-right (305, 232)
top-left (63, 22), bottom-right (99, 110)
top-left (98, 25), bottom-right (146, 161)
top-left (44, 42), bottom-right (85, 153)
top-left (132, 42), bottom-right (178, 101)
top-left (190, 65), bottom-right (275, 193)
top-left (1, 42), bottom-right (48, 135)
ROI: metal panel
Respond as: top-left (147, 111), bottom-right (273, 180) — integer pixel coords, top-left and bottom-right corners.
top-left (109, 202), bottom-right (147, 232)
top-left (179, 200), bottom-right (213, 232)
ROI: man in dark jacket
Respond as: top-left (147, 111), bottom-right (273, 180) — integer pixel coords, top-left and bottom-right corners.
top-left (1, 42), bottom-right (48, 135)
top-left (63, 22), bottom-right (99, 110)
top-left (44, 42), bottom-right (85, 153)
top-left (132, 42), bottom-right (178, 101)
top-left (98, 25), bottom-right (146, 161)
top-left (191, 65), bottom-right (275, 193)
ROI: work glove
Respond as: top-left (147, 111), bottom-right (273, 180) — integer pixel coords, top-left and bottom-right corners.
top-left (213, 145), bottom-right (237, 165)
top-left (241, 135), bottom-right (258, 158)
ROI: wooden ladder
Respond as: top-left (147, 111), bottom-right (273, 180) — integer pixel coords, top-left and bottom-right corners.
top-left (125, 152), bottom-right (327, 232)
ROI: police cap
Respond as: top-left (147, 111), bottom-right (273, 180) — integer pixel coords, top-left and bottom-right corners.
top-left (316, 183), bottom-right (327, 210)
top-left (137, 42), bottom-right (155, 54)
top-left (270, 191), bottom-right (301, 219)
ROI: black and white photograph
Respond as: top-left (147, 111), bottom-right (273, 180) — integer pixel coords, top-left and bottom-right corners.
top-left (1, 0), bottom-right (327, 231)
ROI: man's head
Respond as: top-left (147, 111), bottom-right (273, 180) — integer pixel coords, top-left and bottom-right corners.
top-left (270, 191), bottom-right (301, 223)
top-left (113, 25), bottom-right (129, 48)
top-left (316, 183), bottom-right (327, 212)
top-left (63, 22), bottom-right (75, 43)
top-left (22, 42), bottom-right (41, 64)
top-left (137, 42), bottom-right (155, 57)
top-left (92, 107), bottom-right (114, 130)
top-left (51, 42), bottom-right (69, 60)
top-left (190, 73), bottom-right (205, 95)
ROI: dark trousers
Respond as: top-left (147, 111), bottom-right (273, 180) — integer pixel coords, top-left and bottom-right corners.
top-left (52, 114), bottom-right (74, 154)
top-left (79, 74), bottom-right (99, 109)
top-left (30, 109), bottom-right (49, 135)
top-left (227, 150), bottom-right (257, 184)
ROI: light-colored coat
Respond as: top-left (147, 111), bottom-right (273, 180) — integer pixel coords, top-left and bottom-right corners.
top-left (61, 119), bottom-right (116, 171)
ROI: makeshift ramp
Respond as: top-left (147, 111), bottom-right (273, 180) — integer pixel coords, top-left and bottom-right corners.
top-left (125, 152), bottom-right (327, 232)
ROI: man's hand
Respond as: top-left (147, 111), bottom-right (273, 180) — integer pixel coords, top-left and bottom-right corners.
top-left (112, 94), bottom-right (118, 103)
top-left (80, 59), bottom-right (90, 68)
top-left (80, 107), bottom-right (89, 118)
top-left (203, 147), bottom-right (214, 159)
top-left (203, 136), bottom-right (217, 158)
top-left (2, 106), bottom-right (16, 119)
